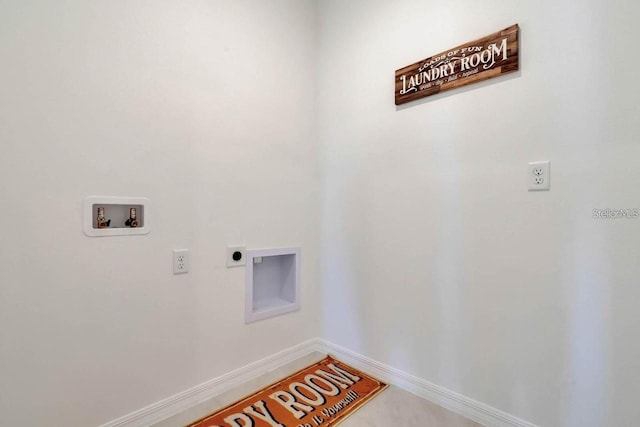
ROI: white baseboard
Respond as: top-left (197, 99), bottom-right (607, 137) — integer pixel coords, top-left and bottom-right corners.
top-left (98, 338), bottom-right (324, 427)
top-left (99, 338), bottom-right (537, 427)
top-left (318, 339), bottom-right (538, 427)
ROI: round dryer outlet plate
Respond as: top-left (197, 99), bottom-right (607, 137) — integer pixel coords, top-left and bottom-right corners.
top-left (227, 246), bottom-right (246, 267)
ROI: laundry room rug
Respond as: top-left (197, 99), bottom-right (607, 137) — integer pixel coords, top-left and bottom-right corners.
top-left (186, 355), bottom-right (388, 427)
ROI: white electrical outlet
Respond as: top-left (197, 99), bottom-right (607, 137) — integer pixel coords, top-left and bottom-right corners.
top-left (173, 249), bottom-right (189, 274)
top-left (528, 161), bottom-right (550, 191)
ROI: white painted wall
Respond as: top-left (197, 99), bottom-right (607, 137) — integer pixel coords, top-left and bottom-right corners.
top-left (316, 1), bottom-right (640, 426)
top-left (0, 1), bottom-right (320, 425)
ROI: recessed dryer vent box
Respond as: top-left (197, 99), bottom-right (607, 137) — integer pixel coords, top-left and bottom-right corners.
top-left (245, 247), bottom-right (300, 323)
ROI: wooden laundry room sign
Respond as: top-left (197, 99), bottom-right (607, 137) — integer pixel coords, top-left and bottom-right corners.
top-left (395, 24), bottom-right (519, 105)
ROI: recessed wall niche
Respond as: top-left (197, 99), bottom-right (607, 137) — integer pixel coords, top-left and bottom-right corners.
top-left (245, 247), bottom-right (301, 323)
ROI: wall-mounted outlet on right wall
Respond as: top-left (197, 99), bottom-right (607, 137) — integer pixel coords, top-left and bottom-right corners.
top-left (528, 161), bottom-right (550, 191)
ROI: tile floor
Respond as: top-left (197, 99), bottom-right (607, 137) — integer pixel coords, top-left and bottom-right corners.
top-left (152, 352), bottom-right (481, 427)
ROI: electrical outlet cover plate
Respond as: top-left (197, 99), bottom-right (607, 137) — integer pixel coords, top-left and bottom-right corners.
top-left (227, 246), bottom-right (246, 268)
top-left (173, 249), bottom-right (189, 274)
top-left (528, 161), bottom-right (550, 191)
